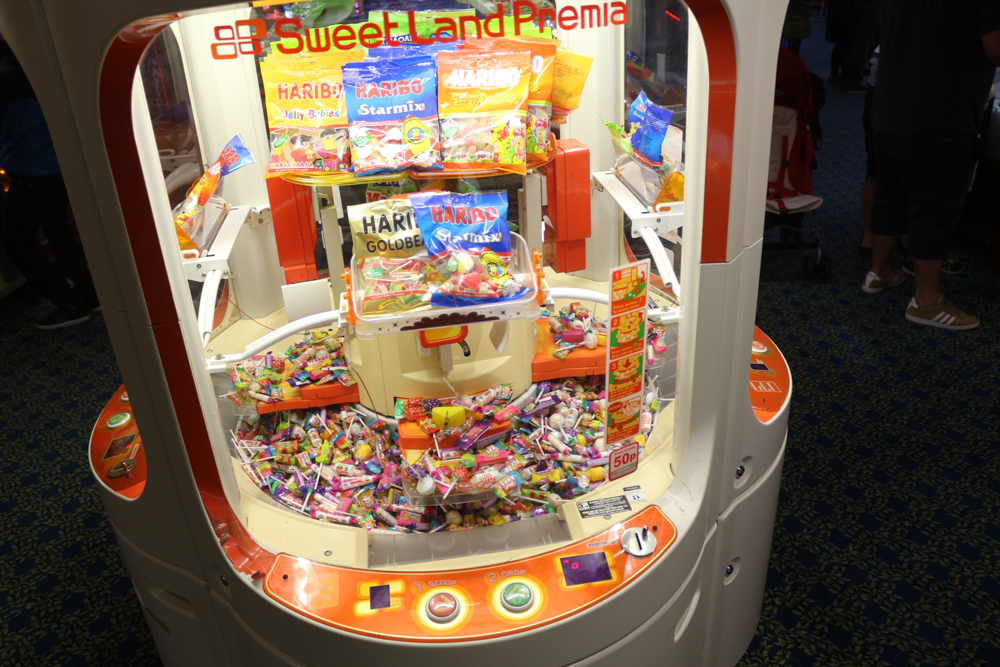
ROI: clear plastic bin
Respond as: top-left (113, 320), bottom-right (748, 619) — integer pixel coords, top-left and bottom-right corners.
top-left (609, 139), bottom-right (684, 210)
top-left (349, 232), bottom-right (541, 338)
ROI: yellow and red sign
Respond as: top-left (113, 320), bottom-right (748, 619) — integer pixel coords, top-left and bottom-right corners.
top-left (605, 260), bottom-right (649, 447)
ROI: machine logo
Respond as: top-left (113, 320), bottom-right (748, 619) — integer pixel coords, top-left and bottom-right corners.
top-left (211, 19), bottom-right (266, 59)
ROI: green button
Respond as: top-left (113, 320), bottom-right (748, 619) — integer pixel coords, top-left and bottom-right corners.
top-left (107, 412), bottom-right (131, 429)
top-left (501, 583), bottom-right (533, 612)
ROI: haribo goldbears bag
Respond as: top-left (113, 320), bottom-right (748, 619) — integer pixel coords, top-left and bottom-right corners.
top-left (348, 198), bottom-right (434, 316)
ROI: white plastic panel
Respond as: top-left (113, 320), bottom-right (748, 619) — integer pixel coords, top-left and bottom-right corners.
top-left (703, 436), bottom-right (786, 667)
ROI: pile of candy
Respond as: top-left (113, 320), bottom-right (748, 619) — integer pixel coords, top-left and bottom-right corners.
top-left (546, 302), bottom-right (607, 360)
top-left (231, 376), bottom-right (659, 533)
top-left (223, 329), bottom-right (354, 407)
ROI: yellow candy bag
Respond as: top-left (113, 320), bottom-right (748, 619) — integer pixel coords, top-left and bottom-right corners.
top-left (260, 51), bottom-right (364, 179)
top-left (173, 135), bottom-right (255, 254)
top-left (552, 48), bottom-right (594, 125)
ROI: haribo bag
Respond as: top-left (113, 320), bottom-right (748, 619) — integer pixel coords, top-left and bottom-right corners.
top-left (260, 52), bottom-right (363, 178)
top-left (343, 58), bottom-right (442, 176)
top-left (463, 37), bottom-right (557, 158)
top-left (410, 191), bottom-right (528, 307)
top-left (436, 50), bottom-right (531, 175)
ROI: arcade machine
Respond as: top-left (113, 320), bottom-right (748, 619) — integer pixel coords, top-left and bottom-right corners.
top-left (2, 0), bottom-right (791, 664)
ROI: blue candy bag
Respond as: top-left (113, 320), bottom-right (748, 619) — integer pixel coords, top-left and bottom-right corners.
top-left (631, 102), bottom-right (672, 164)
top-left (411, 192), bottom-right (529, 307)
top-left (628, 91), bottom-right (648, 133)
top-left (343, 59), bottom-right (442, 176)
top-left (367, 42), bottom-right (462, 59)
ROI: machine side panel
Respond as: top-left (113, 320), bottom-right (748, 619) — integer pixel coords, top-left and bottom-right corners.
top-left (112, 524), bottom-right (234, 667)
top-left (569, 528), bottom-right (714, 667)
top-left (716, 238), bottom-right (790, 513)
top-left (703, 436), bottom-right (786, 667)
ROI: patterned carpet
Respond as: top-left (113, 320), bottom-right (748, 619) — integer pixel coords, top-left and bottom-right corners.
top-left (740, 24), bottom-right (1000, 667)
top-left (2, 21), bottom-right (999, 667)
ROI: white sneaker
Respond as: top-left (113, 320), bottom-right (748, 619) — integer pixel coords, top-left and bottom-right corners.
top-left (861, 268), bottom-right (905, 294)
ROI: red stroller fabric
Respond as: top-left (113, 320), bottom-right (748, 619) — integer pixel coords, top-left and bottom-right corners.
top-left (769, 47), bottom-right (817, 199)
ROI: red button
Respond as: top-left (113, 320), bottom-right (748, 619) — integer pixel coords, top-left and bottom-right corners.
top-left (426, 592), bottom-right (459, 623)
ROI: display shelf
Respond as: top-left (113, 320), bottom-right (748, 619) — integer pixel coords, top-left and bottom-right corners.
top-left (531, 317), bottom-right (606, 382)
top-left (593, 170), bottom-right (684, 239)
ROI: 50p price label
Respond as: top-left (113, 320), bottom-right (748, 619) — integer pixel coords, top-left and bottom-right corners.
top-left (609, 441), bottom-right (640, 481)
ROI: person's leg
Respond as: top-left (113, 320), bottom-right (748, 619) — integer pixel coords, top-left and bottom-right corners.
top-left (912, 258), bottom-right (943, 307)
top-left (861, 178), bottom-right (876, 249)
top-left (902, 133), bottom-right (979, 327)
top-left (34, 175), bottom-right (98, 308)
top-left (830, 40), bottom-right (847, 80)
top-left (1, 176), bottom-right (75, 305)
top-left (860, 85), bottom-right (876, 252)
top-left (865, 131), bottom-right (906, 289)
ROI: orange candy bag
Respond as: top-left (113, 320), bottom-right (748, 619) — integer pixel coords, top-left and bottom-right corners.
top-left (462, 37), bottom-right (557, 157)
top-left (436, 50), bottom-right (531, 175)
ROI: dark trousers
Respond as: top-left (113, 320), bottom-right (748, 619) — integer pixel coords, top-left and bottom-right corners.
top-left (1, 173), bottom-right (96, 307)
top-left (830, 40), bottom-right (848, 78)
top-left (870, 131), bottom-right (978, 260)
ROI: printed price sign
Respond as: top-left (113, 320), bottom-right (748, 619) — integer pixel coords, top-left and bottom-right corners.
top-left (605, 260), bottom-right (649, 446)
top-left (609, 441), bottom-right (640, 481)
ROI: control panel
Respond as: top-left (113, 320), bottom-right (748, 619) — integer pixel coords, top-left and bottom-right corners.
top-left (89, 386), bottom-right (147, 498)
top-left (263, 505), bottom-right (676, 641)
top-left (749, 326), bottom-right (791, 423)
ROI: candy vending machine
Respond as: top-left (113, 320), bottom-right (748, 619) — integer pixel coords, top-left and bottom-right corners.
top-left (2, 0), bottom-right (792, 664)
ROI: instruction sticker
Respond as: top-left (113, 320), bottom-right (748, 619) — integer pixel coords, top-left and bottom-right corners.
top-left (623, 485), bottom-right (646, 503)
top-left (576, 495), bottom-right (632, 519)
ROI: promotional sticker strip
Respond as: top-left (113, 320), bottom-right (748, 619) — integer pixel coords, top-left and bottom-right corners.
top-left (604, 261), bottom-right (650, 447)
top-left (436, 50), bottom-right (532, 175)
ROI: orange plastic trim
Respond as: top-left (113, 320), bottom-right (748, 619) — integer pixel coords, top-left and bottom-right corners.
top-left (397, 418), bottom-right (511, 452)
top-left (532, 248), bottom-right (545, 305)
top-left (531, 319), bottom-right (605, 382)
top-left (263, 505), bottom-right (676, 642)
top-left (418, 326), bottom-right (468, 348)
top-left (342, 268), bottom-right (357, 326)
top-left (686, 0), bottom-right (738, 264)
top-left (89, 386), bottom-right (147, 499)
top-left (748, 325), bottom-right (791, 423)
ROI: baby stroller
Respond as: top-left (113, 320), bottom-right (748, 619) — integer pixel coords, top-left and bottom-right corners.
top-left (765, 47), bottom-right (830, 281)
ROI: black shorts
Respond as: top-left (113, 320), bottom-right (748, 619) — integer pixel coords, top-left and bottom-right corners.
top-left (869, 130), bottom-right (978, 260)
